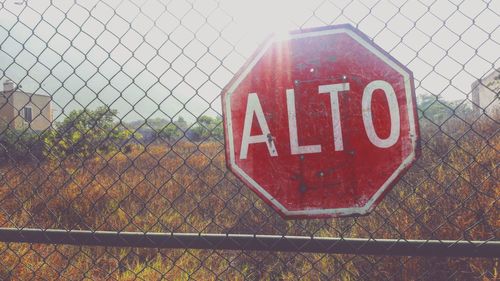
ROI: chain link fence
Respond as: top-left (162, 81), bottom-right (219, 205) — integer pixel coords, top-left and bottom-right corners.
top-left (0, 0), bottom-right (498, 279)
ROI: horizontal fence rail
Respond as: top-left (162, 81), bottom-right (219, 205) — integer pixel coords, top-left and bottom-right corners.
top-left (1, 228), bottom-right (499, 258)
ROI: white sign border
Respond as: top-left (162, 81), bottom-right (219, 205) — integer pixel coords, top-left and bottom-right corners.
top-left (224, 25), bottom-right (417, 217)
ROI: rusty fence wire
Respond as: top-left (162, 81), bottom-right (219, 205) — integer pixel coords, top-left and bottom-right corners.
top-left (0, 0), bottom-right (499, 280)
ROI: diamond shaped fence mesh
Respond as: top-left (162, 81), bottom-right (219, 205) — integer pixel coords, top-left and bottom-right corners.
top-left (0, 0), bottom-right (499, 280)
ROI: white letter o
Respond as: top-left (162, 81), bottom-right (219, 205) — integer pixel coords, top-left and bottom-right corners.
top-left (362, 80), bottom-right (400, 148)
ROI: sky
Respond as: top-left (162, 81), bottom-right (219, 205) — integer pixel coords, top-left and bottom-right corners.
top-left (0, 0), bottom-right (499, 122)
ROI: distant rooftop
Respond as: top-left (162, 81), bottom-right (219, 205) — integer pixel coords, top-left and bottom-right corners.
top-left (1, 80), bottom-right (50, 97)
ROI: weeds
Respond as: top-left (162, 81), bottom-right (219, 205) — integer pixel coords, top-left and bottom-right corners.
top-left (0, 113), bottom-right (498, 280)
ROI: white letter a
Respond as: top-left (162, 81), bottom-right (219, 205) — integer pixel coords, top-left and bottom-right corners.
top-left (240, 93), bottom-right (278, 160)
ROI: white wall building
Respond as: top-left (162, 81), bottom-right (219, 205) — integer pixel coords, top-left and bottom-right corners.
top-left (0, 80), bottom-right (53, 130)
top-left (471, 69), bottom-right (500, 116)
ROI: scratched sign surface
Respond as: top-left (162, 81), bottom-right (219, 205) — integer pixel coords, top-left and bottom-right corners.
top-left (222, 25), bottom-right (419, 218)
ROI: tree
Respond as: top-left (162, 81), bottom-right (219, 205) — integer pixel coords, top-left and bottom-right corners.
top-left (485, 73), bottom-right (500, 93)
top-left (418, 94), bottom-right (453, 123)
top-left (0, 126), bottom-right (44, 163)
top-left (157, 123), bottom-right (182, 143)
top-left (188, 115), bottom-right (223, 141)
top-left (174, 116), bottom-right (188, 131)
top-left (44, 107), bottom-right (137, 159)
top-left (417, 94), bottom-right (473, 124)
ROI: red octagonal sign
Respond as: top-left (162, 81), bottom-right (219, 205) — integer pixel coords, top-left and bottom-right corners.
top-left (222, 25), bottom-right (419, 218)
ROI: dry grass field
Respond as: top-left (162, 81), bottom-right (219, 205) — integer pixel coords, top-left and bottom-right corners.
top-left (0, 112), bottom-right (498, 280)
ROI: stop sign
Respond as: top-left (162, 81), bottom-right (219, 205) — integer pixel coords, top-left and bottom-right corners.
top-left (221, 24), bottom-right (419, 218)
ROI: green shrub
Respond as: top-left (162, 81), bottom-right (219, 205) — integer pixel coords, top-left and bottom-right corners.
top-left (43, 107), bottom-right (138, 160)
top-left (0, 126), bottom-right (45, 163)
top-left (188, 115), bottom-right (223, 142)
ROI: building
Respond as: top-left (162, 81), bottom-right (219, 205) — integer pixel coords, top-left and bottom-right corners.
top-left (471, 69), bottom-right (500, 115)
top-left (0, 80), bottom-right (53, 131)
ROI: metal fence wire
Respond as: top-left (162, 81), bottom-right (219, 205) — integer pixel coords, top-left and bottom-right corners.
top-left (0, 0), bottom-right (499, 280)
